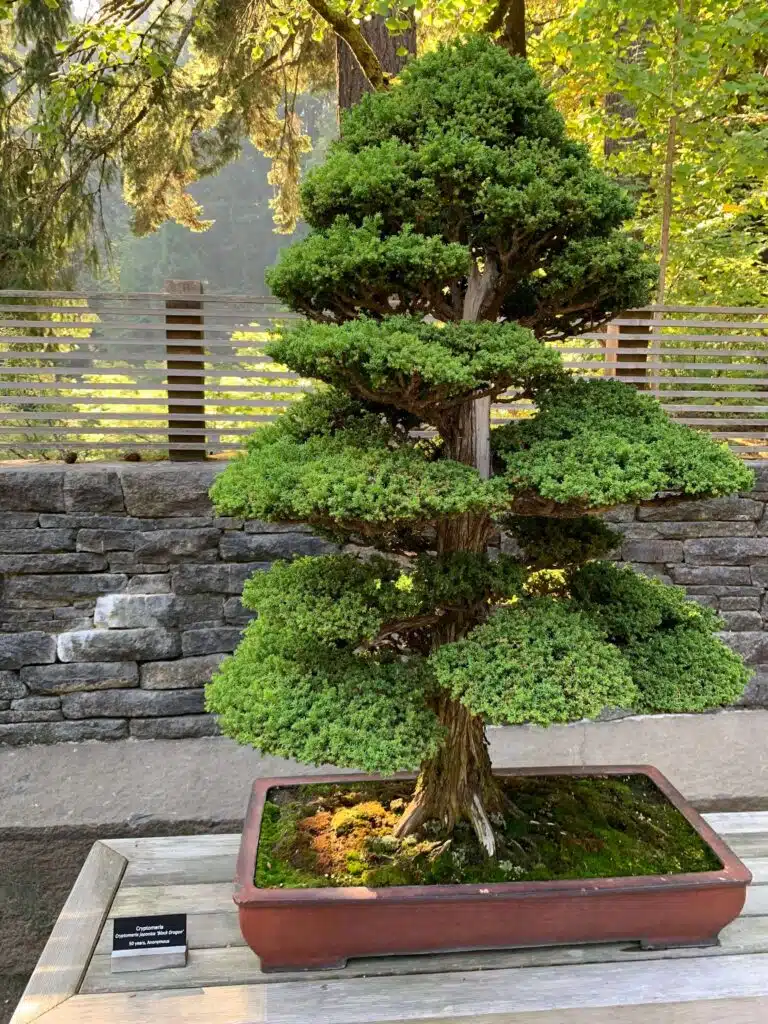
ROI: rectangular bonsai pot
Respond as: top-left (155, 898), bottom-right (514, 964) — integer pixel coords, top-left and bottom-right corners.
top-left (234, 765), bottom-right (751, 972)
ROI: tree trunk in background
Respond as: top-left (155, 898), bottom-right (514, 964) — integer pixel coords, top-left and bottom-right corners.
top-left (657, 114), bottom-right (678, 304)
top-left (336, 14), bottom-right (416, 110)
top-left (500, 0), bottom-right (527, 59)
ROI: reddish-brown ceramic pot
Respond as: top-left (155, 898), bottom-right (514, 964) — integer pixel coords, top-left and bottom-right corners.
top-left (234, 765), bottom-right (751, 972)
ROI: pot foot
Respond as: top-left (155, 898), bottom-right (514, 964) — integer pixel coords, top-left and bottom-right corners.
top-left (259, 956), bottom-right (348, 973)
top-left (640, 935), bottom-right (720, 951)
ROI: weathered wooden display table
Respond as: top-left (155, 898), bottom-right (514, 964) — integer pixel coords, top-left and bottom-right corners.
top-left (12, 812), bottom-right (768, 1024)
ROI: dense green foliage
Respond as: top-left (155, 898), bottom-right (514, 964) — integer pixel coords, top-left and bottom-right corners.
top-left (268, 38), bottom-right (656, 333)
top-left (432, 599), bottom-right (637, 725)
top-left (494, 379), bottom-right (753, 506)
top-left (255, 776), bottom-right (721, 889)
top-left (208, 38), bottom-right (752, 814)
top-left (267, 315), bottom-right (561, 420)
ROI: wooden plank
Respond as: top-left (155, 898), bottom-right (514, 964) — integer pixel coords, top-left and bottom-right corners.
top-left (35, 990), bottom-right (768, 1024)
top-left (109, 881), bottom-right (233, 917)
top-left (62, 954), bottom-right (768, 1024)
top-left (82, 911), bottom-right (768, 996)
top-left (705, 813), bottom-right (768, 834)
top-left (10, 841), bottom-right (126, 1024)
top-left (104, 835), bottom-right (240, 859)
top-left (723, 834), bottom-right (768, 859)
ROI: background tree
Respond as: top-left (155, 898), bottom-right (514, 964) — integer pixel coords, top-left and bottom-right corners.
top-left (207, 38), bottom-right (753, 856)
top-left (535, 0), bottom-right (768, 302)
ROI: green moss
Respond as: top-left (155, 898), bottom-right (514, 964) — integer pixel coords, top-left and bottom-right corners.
top-left (255, 776), bottom-right (721, 889)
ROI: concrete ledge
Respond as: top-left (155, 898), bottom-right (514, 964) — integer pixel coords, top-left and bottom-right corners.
top-left (1, 709), bottom-right (767, 830)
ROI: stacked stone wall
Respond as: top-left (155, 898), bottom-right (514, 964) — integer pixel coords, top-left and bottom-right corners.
top-left (1, 460), bottom-right (767, 745)
top-left (0, 463), bottom-right (336, 744)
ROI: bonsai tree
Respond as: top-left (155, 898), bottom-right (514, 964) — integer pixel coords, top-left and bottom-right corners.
top-left (208, 37), bottom-right (753, 858)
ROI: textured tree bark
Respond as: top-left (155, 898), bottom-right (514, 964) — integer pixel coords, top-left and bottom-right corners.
top-left (337, 14), bottom-right (416, 110)
top-left (396, 385), bottom-right (502, 855)
top-left (394, 695), bottom-right (502, 855)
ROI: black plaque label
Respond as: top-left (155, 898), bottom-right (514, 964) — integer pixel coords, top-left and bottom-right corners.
top-left (113, 914), bottom-right (187, 954)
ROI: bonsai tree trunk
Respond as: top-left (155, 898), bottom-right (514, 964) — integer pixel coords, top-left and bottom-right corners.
top-left (394, 392), bottom-right (503, 856)
top-left (337, 13), bottom-right (416, 110)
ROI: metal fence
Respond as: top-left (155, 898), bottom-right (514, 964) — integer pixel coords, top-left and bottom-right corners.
top-left (1, 287), bottom-right (767, 459)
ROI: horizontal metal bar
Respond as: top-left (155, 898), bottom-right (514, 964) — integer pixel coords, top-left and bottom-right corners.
top-left (0, 319), bottom-right (283, 332)
top-left (0, 353), bottom-right (278, 366)
top-left (611, 319), bottom-right (768, 330)
top-left (558, 347), bottom-right (768, 357)
top-left (0, 338), bottom-right (271, 350)
top-left (0, 381), bottom-right (299, 394)
top-left (0, 406), bottom-right (294, 422)
top-left (0, 390), bottom-right (309, 407)
top-left (0, 367), bottom-right (302, 380)
top-left (0, 289), bottom-right (284, 302)
top-left (0, 425), bottom-right (264, 437)
top-left (628, 305), bottom-right (768, 315)
top-left (0, 306), bottom-right (297, 319)
top-left (578, 333), bottom-right (768, 344)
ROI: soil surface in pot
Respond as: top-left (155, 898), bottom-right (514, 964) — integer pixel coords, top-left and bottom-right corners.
top-left (256, 775), bottom-right (722, 889)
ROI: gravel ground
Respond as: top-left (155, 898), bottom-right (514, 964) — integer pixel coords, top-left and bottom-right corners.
top-left (0, 820), bottom-right (240, 1024)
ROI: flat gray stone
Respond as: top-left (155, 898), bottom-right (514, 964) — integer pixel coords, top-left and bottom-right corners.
top-left (134, 528), bottom-right (220, 563)
top-left (627, 521), bottom-right (758, 539)
top-left (0, 529), bottom-right (76, 553)
top-left (76, 529), bottom-right (135, 553)
top-left (4, 512), bottom-right (40, 528)
top-left (21, 662), bottom-right (139, 694)
top-left (0, 609), bottom-right (54, 624)
top-left (125, 574), bottom-right (172, 594)
top-left (686, 584), bottom-right (762, 597)
top-left (106, 555), bottom-right (170, 573)
top-left (750, 566), bottom-right (768, 587)
top-left (93, 594), bottom-right (222, 629)
top-left (0, 719), bottom-right (127, 746)
top-left (0, 467), bottom-right (65, 512)
top-left (9, 695), bottom-right (62, 720)
top-left (720, 610), bottom-right (763, 631)
top-left (720, 596), bottom-right (760, 611)
top-left (120, 464), bottom-right (223, 517)
top-left (243, 520), bottom-right (312, 534)
top-left (63, 468), bottom-right (125, 513)
top-left (670, 566), bottom-right (752, 586)
top-left (621, 540), bottom-right (683, 563)
top-left (40, 514), bottom-right (142, 530)
top-left (219, 532), bottom-right (336, 562)
top-left (223, 597), bottom-right (254, 626)
top-left (637, 497), bottom-right (763, 521)
top-left (0, 672), bottom-right (27, 701)
top-left (3, 573), bottom-right (128, 603)
top-left (62, 688), bottom-right (205, 719)
top-left (171, 562), bottom-right (270, 595)
top-left (57, 628), bottom-right (181, 663)
top-left (0, 552), bottom-right (108, 574)
top-left (0, 633), bottom-right (56, 670)
top-left (718, 630), bottom-right (768, 664)
top-left (140, 654), bottom-right (226, 690)
top-left (181, 627), bottom-right (242, 656)
top-left (94, 594), bottom-right (176, 629)
top-left (130, 715), bottom-right (220, 739)
top-left (685, 537), bottom-right (768, 566)
top-left (738, 670), bottom-right (768, 708)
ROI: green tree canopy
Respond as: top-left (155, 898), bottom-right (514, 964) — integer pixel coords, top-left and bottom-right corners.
top-left (208, 37), bottom-right (753, 856)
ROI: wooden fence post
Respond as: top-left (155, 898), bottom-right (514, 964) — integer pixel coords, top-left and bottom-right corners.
top-left (165, 279), bottom-right (206, 461)
top-left (604, 311), bottom-right (648, 389)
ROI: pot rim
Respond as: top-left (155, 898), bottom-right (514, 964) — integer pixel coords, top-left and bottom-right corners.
top-left (234, 764), bottom-right (752, 907)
